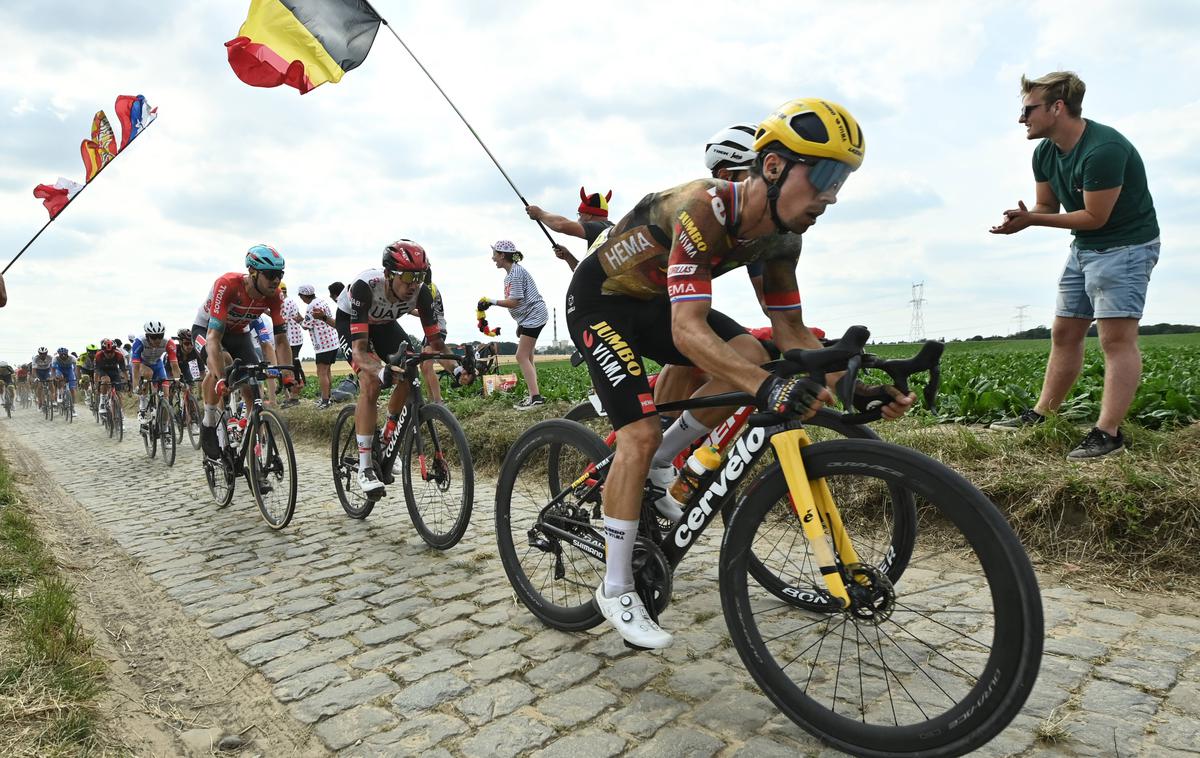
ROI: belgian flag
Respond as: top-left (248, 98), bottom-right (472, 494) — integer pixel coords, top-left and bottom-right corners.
top-left (226, 0), bottom-right (382, 94)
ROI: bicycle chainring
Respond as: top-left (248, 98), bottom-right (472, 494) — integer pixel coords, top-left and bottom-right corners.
top-left (632, 537), bottom-right (673, 621)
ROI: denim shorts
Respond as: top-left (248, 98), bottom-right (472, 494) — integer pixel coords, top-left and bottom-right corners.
top-left (1056, 237), bottom-right (1160, 320)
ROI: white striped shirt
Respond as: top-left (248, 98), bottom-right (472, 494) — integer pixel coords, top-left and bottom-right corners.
top-left (504, 263), bottom-right (548, 328)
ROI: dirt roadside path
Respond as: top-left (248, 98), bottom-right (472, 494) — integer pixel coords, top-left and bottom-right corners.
top-left (2, 431), bottom-right (328, 757)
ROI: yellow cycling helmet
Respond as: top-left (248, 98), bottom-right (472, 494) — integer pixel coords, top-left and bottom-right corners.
top-left (753, 98), bottom-right (865, 169)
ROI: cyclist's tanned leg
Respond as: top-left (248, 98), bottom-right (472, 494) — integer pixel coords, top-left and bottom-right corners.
top-left (1035, 316), bottom-right (1090, 415)
top-left (606, 416), bottom-right (663, 521)
top-left (1096, 318), bottom-right (1141, 435)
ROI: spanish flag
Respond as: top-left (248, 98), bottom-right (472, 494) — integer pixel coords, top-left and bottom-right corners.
top-left (226, 0), bottom-right (382, 95)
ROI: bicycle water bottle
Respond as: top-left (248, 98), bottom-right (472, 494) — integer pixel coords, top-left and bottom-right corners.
top-left (669, 445), bottom-right (722, 504)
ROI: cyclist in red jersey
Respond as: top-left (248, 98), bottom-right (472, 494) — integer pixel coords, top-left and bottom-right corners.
top-left (194, 244), bottom-right (294, 459)
top-left (567, 99), bottom-right (915, 649)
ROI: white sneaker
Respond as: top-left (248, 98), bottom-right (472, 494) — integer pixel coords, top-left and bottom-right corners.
top-left (594, 583), bottom-right (672, 649)
top-left (647, 464), bottom-right (684, 523)
top-left (357, 467), bottom-right (385, 494)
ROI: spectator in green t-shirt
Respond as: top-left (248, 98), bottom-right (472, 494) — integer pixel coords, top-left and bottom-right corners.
top-left (989, 70), bottom-right (1160, 460)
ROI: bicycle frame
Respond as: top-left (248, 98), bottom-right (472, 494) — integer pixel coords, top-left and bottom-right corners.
top-left (554, 408), bottom-right (862, 609)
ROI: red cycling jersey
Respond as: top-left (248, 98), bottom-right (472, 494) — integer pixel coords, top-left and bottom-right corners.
top-left (197, 272), bottom-right (285, 333)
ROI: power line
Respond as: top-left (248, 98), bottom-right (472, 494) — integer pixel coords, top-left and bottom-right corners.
top-left (1013, 305), bottom-right (1030, 334)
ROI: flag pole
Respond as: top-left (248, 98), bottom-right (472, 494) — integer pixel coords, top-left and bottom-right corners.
top-left (5, 116), bottom-right (159, 276)
top-left (363, 3), bottom-right (558, 249)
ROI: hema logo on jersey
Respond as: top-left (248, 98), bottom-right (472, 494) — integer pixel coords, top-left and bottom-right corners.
top-left (674, 426), bottom-right (767, 549)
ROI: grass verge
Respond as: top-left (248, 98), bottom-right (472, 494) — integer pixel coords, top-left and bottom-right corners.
top-left (282, 396), bottom-right (1200, 579)
top-left (0, 451), bottom-right (108, 756)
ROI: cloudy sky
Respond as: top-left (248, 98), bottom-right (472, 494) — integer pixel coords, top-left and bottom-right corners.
top-left (1, 0), bottom-right (1197, 364)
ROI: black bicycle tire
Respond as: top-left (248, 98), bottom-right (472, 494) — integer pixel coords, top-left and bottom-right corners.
top-left (114, 401), bottom-right (123, 442)
top-left (159, 401), bottom-right (176, 467)
top-left (205, 410), bottom-right (236, 508)
top-left (495, 419), bottom-right (610, 631)
top-left (186, 394), bottom-right (201, 450)
top-left (331, 405), bottom-right (375, 519)
top-left (248, 407), bottom-right (298, 529)
top-left (143, 401), bottom-right (157, 459)
top-left (719, 438), bottom-right (1043, 758)
top-left (401, 403), bottom-right (474, 549)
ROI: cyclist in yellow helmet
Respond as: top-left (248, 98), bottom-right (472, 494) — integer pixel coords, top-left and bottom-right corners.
top-left (566, 98), bottom-right (913, 649)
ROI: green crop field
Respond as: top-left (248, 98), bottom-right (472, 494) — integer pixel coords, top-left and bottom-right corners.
top-left (415, 333), bottom-right (1200, 429)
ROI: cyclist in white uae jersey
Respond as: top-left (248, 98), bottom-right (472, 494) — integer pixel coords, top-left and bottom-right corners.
top-left (336, 240), bottom-right (472, 493)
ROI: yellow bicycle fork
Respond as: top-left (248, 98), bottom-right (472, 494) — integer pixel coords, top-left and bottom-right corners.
top-left (770, 428), bottom-right (863, 609)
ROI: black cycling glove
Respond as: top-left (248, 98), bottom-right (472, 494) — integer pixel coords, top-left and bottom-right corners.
top-left (851, 383), bottom-right (894, 414)
top-left (756, 375), bottom-right (825, 417)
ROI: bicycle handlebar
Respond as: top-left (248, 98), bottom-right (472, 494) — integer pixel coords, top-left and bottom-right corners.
top-left (772, 326), bottom-right (943, 424)
top-left (384, 343), bottom-right (479, 380)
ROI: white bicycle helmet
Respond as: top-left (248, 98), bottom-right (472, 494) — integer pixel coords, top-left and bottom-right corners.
top-left (704, 123), bottom-right (758, 173)
top-left (143, 320), bottom-right (165, 337)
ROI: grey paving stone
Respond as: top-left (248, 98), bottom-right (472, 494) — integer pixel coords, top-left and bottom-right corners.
top-left (464, 649), bottom-right (527, 683)
top-left (1152, 718), bottom-right (1200, 753)
top-left (413, 619), bottom-right (479, 650)
top-left (535, 730), bottom-right (627, 758)
top-left (519, 628), bottom-right (580, 661)
top-left (356, 619), bottom-right (418, 646)
top-left (1043, 635), bottom-right (1110, 661)
top-left (313, 598), bottom-right (371, 621)
top-left (1095, 655), bottom-right (1180, 692)
top-left (354, 714), bottom-right (467, 755)
top-left (627, 726), bottom-right (724, 758)
top-left (664, 660), bottom-right (740, 699)
top-left (459, 713), bottom-right (555, 758)
top-left (290, 673), bottom-right (400, 724)
top-left (350, 641), bottom-right (418, 670)
top-left (456, 679), bottom-right (537, 725)
top-left (238, 631), bottom-right (310, 666)
top-left (458, 625), bottom-right (526, 658)
top-left (208, 611), bottom-right (273, 639)
top-left (600, 656), bottom-right (665, 690)
top-left (274, 663), bottom-right (352, 703)
top-left (274, 595), bottom-right (331, 618)
top-left (393, 648), bottom-right (467, 682)
top-left (418, 599), bottom-right (477, 627)
top-left (390, 671), bottom-right (470, 711)
top-left (199, 596), bottom-right (275, 626)
top-left (225, 618), bottom-right (308, 651)
top-left (315, 705), bottom-right (398, 751)
top-left (368, 596), bottom-right (426, 622)
top-left (429, 580), bottom-right (476, 600)
top-left (608, 691), bottom-right (687, 738)
top-left (260, 638), bottom-right (357, 682)
top-left (310, 612), bottom-right (375, 639)
top-left (691, 686), bottom-right (774, 734)
top-left (536, 683), bottom-right (617, 728)
top-left (470, 604), bottom-right (511, 627)
top-left (524, 651), bottom-right (600, 692)
top-left (729, 736), bottom-right (804, 758)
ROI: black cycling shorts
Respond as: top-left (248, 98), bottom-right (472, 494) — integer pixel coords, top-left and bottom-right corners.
top-left (192, 324), bottom-right (258, 374)
top-left (566, 255), bottom-right (746, 430)
top-left (335, 312), bottom-right (411, 369)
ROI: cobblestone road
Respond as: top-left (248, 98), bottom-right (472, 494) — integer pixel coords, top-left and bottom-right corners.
top-left (2, 409), bottom-right (1198, 757)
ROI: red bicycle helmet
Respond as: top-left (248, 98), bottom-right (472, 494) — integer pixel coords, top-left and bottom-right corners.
top-left (382, 239), bottom-right (429, 273)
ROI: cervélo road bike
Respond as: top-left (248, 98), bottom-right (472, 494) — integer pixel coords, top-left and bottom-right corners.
top-left (494, 326), bottom-right (1043, 758)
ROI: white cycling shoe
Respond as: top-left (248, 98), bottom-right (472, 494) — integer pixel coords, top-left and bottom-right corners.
top-left (595, 583), bottom-right (673, 650)
top-left (358, 467), bottom-right (385, 494)
top-left (647, 464), bottom-right (684, 523)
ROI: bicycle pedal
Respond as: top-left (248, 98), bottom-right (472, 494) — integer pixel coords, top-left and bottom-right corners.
top-left (366, 488), bottom-right (385, 502)
top-left (622, 640), bottom-right (653, 652)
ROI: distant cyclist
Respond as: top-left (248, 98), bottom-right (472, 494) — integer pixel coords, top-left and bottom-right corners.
top-left (51, 348), bottom-right (78, 406)
top-left (31, 348), bottom-right (54, 408)
top-left (131, 321), bottom-right (180, 427)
